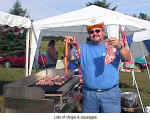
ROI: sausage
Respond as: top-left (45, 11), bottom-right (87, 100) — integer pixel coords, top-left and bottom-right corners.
top-left (35, 75), bottom-right (62, 86)
top-left (64, 36), bottom-right (69, 75)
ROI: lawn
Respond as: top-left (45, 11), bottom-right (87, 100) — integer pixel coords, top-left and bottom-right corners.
top-left (0, 67), bottom-right (25, 82)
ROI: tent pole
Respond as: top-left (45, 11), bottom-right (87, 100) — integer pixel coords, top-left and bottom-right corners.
top-left (31, 21), bottom-right (37, 72)
top-left (131, 69), bottom-right (145, 111)
top-left (124, 31), bottom-right (145, 112)
top-left (131, 70), bottom-right (135, 86)
top-left (25, 29), bottom-right (30, 77)
top-left (144, 56), bottom-right (150, 80)
top-left (30, 21), bottom-right (47, 75)
top-left (28, 27), bottom-right (33, 75)
top-left (130, 48), bottom-right (145, 112)
top-left (133, 77), bottom-right (145, 112)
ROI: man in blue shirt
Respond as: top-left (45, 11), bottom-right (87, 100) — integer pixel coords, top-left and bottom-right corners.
top-left (68, 22), bottom-right (131, 113)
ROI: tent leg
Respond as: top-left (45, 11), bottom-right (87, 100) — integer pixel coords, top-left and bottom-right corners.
top-left (144, 56), bottom-right (150, 80)
top-left (133, 77), bottom-right (145, 112)
top-left (25, 29), bottom-right (30, 77)
top-left (131, 70), bottom-right (135, 86)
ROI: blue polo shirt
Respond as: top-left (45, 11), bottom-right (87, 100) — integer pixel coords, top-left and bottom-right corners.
top-left (78, 41), bottom-right (121, 90)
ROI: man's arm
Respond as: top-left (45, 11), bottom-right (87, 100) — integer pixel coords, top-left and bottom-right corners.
top-left (118, 47), bottom-right (131, 61)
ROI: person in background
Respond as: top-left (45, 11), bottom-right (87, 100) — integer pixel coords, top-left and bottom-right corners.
top-left (46, 40), bottom-right (58, 68)
top-left (68, 22), bottom-right (131, 113)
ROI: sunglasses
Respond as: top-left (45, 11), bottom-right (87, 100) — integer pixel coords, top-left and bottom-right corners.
top-left (88, 29), bottom-right (102, 34)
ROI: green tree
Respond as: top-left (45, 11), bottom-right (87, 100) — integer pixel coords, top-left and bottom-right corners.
top-left (138, 13), bottom-right (150, 20)
top-left (0, 0), bottom-right (28, 55)
top-left (9, 0), bottom-right (27, 17)
top-left (132, 12), bottom-right (150, 21)
top-left (86, 0), bottom-right (117, 10)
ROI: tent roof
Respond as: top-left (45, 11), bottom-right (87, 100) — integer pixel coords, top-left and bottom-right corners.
top-left (33, 5), bottom-right (150, 32)
top-left (0, 11), bottom-right (31, 28)
top-left (133, 30), bottom-right (150, 42)
top-left (28, 5), bottom-right (150, 76)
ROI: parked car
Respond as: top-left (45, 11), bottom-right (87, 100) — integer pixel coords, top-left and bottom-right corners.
top-left (0, 55), bottom-right (6, 64)
top-left (0, 52), bottom-right (47, 68)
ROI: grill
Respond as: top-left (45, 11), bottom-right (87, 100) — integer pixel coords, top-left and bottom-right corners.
top-left (3, 69), bottom-right (80, 113)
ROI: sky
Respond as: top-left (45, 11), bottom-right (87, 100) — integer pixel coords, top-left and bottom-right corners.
top-left (0, 0), bottom-right (150, 20)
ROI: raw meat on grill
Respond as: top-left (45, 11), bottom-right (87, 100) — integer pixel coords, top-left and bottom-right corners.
top-left (35, 75), bottom-right (66, 86)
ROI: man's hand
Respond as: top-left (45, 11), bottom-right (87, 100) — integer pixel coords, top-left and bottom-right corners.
top-left (64, 36), bottom-right (80, 58)
top-left (65, 36), bottom-right (79, 49)
top-left (107, 38), bottom-right (131, 61)
top-left (107, 37), bottom-right (121, 50)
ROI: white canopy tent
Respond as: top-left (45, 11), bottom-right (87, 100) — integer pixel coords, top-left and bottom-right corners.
top-left (0, 11), bottom-right (31, 76)
top-left (0, 11), bottom-right (31, 28)
top-left (29, 5), bottom-right (150, 76)
top-left (133, 29), bottom-right (150, 42)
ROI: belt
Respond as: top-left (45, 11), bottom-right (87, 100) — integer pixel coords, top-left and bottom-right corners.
top-left (83, 84), bottom-right (118, 92)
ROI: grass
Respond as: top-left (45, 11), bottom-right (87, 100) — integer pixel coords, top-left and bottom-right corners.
top-left (0, 67), bottom-right (25, 82)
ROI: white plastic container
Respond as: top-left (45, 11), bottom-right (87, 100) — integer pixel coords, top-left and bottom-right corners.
top-left (145, 106), bottom-right (150, 113)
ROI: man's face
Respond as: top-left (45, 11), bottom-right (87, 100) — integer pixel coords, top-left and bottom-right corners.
top-left (88, 27), bottom-right (105, 42)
